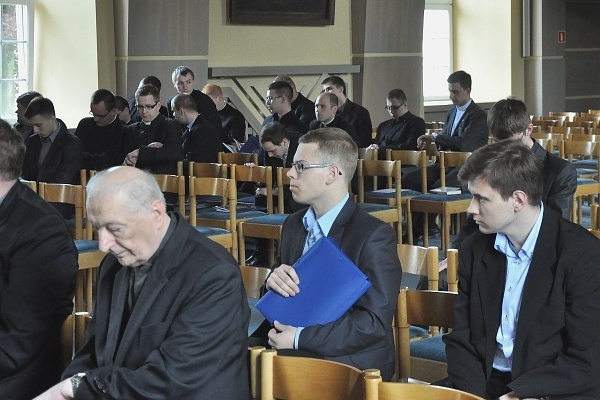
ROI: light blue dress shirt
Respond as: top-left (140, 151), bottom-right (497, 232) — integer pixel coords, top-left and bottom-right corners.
top-left (450, 99), bottom-right (472, 136)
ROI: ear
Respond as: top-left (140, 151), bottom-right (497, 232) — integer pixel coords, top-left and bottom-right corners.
top-left (325, 165), bottom-right (342, 185)
top-left (512, 190), bottom-right (528, 212)
top-left (525, 123), bottom-right (534, 136)
top-left (151, 199), bottom-right (167, 227)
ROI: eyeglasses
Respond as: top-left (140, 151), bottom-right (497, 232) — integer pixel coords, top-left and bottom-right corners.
top-left (291, 162), bottom-right (342, 175)
top-left (265, 96), bottom-right (284, 103)
top-left (384, 104), bottom-right (403, 111)
top-left (136, 102), bottom-right (159, 111)
top-left (89, 110), bottom-right (111, 118)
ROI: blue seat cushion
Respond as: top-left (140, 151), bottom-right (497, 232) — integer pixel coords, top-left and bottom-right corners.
top-left (242, 214), bottom-right (289, 226)
top-left (74, 240), bottom-right (100, 253)
top-left (573, 159), bottom-right (598, 168)
top-left (358, 203), bottom-right (394, 213)
top-left (575, 168), bottom-right (598, 177)
top-left (196, 208), bottom-right (266, 220)
top-left (410, 193), bottom-right (473, 202)
top-left (577, 178), bottom-right (598, 185)
top-left (194, 227), bottom-right (230, 237)
top-left (409, 325), bottom-right (429, 339)
top-left (365, 189), bottom-right (422, 199)
top-left (410, 334), bottom-right (447, 362)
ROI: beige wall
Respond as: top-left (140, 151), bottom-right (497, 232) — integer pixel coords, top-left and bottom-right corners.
top-left (33, 0), bottom-right (100, 128)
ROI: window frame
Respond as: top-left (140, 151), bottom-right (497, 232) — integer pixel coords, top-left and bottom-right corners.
top-left (423, 0), bottom-right (453, 103)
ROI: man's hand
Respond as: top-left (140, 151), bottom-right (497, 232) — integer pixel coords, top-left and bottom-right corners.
top-left (33, 378), bottom-right (73, 400)
top-left (417, 134), bottom-right (433, 150)
top-left (366, 144), bottom-right (379, 150)
top-left (255, 187), bottom-right (267, 197)
top-left (439, 257), bottom-right (448, 272)
top-left (498, 392), bottom-right (537, 400)
top-left (244, 162), bottom-right (256, 167)
top-left (124, 149), bottom-right (139, 166)
top-left (268, 320), bottom-right (297, 350)
top-left (147, 141), bottom-right (163, 148)
top-left (266, 264), bottom-right (299, 297)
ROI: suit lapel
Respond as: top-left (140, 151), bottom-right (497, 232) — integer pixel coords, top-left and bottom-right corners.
top-left (103, 266), bottom-right (130, 364)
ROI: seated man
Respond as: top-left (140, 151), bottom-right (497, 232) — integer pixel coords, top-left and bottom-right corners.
top-left (202, 83), bottom-right (247, 144)
top-left (368, 89), bottom-right (424, 158)
top-left (75, 89), bottom-right (128, 170)
top-left (35, 166), bottom-right (251, 399)
top-left (116, 95), bottom-right (133, 125)
top-left (13, 90), bottom-right (42, 140)
top-left (263, 81), bottom-right (307, 138)
top-left (123, 85), bottom-right (183, 175)
top-left (273, 75), bottom-right (315, 130)
top-left (442, 140), bottom-right (600, 399)
top-left (171, 93), bottom-right (221, 163)
top-left (265, 128), bottom-right (401, 380)
top-left (127, 76), bottom-right (168, 124)
top-left (309, 92), bottom-right (357, 145)
top-left (0, 120), bottom-right (78, 399)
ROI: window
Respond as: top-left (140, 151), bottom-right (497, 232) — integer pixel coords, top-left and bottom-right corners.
top-left (422, 1), bottom-right (453, 102)
top-left (1, 1), bottom-right (33, 121)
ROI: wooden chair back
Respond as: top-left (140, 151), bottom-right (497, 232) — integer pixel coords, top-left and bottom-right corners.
top-left (260, 349), bottom-right (364, 400)
top-left (357, 159), bottom-right (401, 202)
top-left (189, 162), bottom-right (228, 178)
top-left (559, 140), bottom-right (600, 163)
top-left (532, 118), bottom-right (557, 131)
top-left (590, 204), bottom-right (600, 230)
top-left (19, 178), bottom-right (37, 192)
top-left (535, 138), bottom-right (553, 153)
top-left (358, 147), bottom-right (378, 160)
top-left (365, 376), bottom-right (484, 400)
top-left (240, 266), bottom-right (270, 299)
top-left (218, 151), bottom-right (258, 166)
top-left (232, 164), bottom-right (273, 213)
top-left (397, 244), bottom-right (439, 290)
top-left (387, 149), bottom-right (428, 193)
top-left (38, 182), bottom-right (86, 239)
top-left (439, 151), bottom-right (471, 187)
top-left (276, 167), bottom-right (292, 213)
top-left (446, 248), bottom-right (459, 293)
top-left (152, 174), bottom-right (186, 213)
top-left (570, 133), bottom-right (600, 143)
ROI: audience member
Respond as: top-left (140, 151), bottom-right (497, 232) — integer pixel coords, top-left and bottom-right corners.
top-left (116, 95), bottom-right (133, 125)
top-left (309, 92), bottom-right (357, 143)
top-left (264, 128), bottom-right (401, 380)
top-left (123, 85), bottom-right (183, 175)
top-left (263, 81), bottom-right (307, 138)
top-left (171, 93), bottom-right (221, 163)
top-left (322, 75), bottom-right (372, 148)
top-left (0, 120), bottom-right (78, 399)
top-left (127, 76), bottom-right (168, 124)
top-left (75, 89), bottom-right (128, 170)
top-left (441, 140), bottom-right (600, 399)
top-left (13, 90), bottom-right (42, 140)
top-left (368, 89), bottom-right (424, 158)
top-left (274, 75), bottom-right (315, 130)
top-left (35, 166), bottom-right (250, 399)
top-left (202, 83), bottom-right (247, 144)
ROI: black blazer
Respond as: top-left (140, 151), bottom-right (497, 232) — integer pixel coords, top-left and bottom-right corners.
top-left (0, 182), bottom-right (77, 399)
top-left (75, 117), bottom-right (128, 170)
top-left (291, 92), bottom-right (315, 131)
top-left (63, 214), bottom-right (251, 399)
top-left (373, 111), bottom-right (425, 157)
top-left (445, 209), bottom-right (600, 399)
top-left (168, 89), bottom-right (225, 142)
top-left (309, 116), bottom-right (358, 145)
top-left (185, 114), bottom-right (222, 163)
top-left (22, 124), bottom-right (82, 184)
top-left (338, 99), bottom-right (373, 149)
top-left (434, 100), bottom-right (488, 152)
top-left (271, 198), bottom-right (401, 380)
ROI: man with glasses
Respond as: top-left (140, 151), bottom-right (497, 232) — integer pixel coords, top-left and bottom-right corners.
top-left (123, 85), bottom-right (183, 175)
top-left (262, 81), bottom-right (307, 138)
top-left (264, 128), bottom-right (401, 381)
top-left (127, 76), bottom-right (168, 124)
top-left (273, 75), bottom-right (316, 130)
top-left (367, 89), bottom-right (424, 158)
top-left (75, 89), bottom-right (128, 170)
top-left (309, 92), bottom-right (357, 144)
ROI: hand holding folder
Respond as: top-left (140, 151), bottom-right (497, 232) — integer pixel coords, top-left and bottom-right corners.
top-left (256, 236), bottom-right (372, 327)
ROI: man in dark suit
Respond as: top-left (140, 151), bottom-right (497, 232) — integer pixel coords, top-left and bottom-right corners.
top-left (36, 166), bottom-right (250, 399)
top-left (265, 128), bottom-right (401, 381)
top-left (202, 83), bottom-right (247, 143)
top-left (322, 75), bottom-right (372, 148)
top-left (0, 119), bottom-right (78, 399)
top-left (441, 140), bottom-right (600, 399)
top-left (274, 75), bottom-right (315, 130)
top-left (13, 90), bottom-right (42, 140)
top-left (127, 76), bottom-right (169, 124)
top-left (309, 92), bottom-right (358, 143)
top-left (123, 85), bottom-right (183, 175)
top-left (21, 96), bottom-right (82, 185)
top-left (262, 81), bottom-right (307, 137)
top-left (171, 93), bottom-right (221, 163)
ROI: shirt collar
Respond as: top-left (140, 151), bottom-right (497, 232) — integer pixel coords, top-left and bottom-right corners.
top-left (494, 202), bottom-right (544, 259)
top-left (302, 193), bottom-right (349, 237)
top-left (456, 99), bottom-right (472, 112)
top-left (187, 116), bottom-right (196, 131)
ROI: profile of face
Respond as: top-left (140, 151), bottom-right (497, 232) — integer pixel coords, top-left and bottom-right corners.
top-left (90, 190), bottom-right (166, 268)
top-left (28, 114), bottom-right (58, 138)
top-left (322, 83), bottom-right (344, 100)
top-left (15, 102), bottom-right (28, 125)
top-left (314, 94), bottom-right (337, 122)
top-left (261, 139), bottom-right (288, 159)
top-left (265, 89), bottom-right (285, 115)
top-left (448, 82), bottom-right (470, 107)
top-left (386, 98), bottom-right (406, 120)
top-left (467, 178), bottom-right (516, 235)
top-left (287, 142), bottom-right (333, 205)
top-left (174, 73), bottom-right (194, 94)
top-left (136, 94), bottom-right (161, 123)
top-left (90, 101), bottom-right (117, 127)
top-left (118, 107), bottom-right (131, 124)
top-left (171, 101), bottom-right (186, 125)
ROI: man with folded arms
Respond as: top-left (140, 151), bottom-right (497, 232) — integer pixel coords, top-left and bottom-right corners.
top-left (265, 128), bottom-right (401, 380)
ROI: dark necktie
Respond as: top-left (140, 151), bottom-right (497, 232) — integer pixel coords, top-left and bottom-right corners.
top-left (181, 128), bottom-right (190, 152)
top-left (38, 136), bottom-right (52, 166)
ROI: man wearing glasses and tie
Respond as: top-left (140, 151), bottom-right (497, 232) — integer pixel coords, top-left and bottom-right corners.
top-left (264, 128), bottom-right (402, 381)
top-left (123, 85), bottom-right (183, 175)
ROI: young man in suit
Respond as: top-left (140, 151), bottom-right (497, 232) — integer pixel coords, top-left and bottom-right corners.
top-left (442, 140), bottom-right (600, 399)
top-left (13, 90), bottom-right (42, 140)
top-left (309, 92), bottom-right (358, 144)
top-left (36, 166), bottom-right (250, 399)
top-left (202, 83), bottom-right (247, 144)
top-left (262, 80), bottom-right (307, 138)
top-left (273, 75), bottom-right (315, 130)
top-left (265, 128), bottom-right (402, 380)
top-left (0, 119), bottom-right (78, 399)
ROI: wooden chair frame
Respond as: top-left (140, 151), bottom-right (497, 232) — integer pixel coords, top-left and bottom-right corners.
top-left (38, 182), bottom-right (88, 240)
top-left (365, 375), bottom-right (484, 400)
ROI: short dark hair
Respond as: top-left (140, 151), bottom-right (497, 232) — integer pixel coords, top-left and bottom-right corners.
top-left (267, 81), bottom-right (293, 103)
top-left (24, 97), bottom-right (55, 119)
top-left (447, 70), bottom-right (472, 91)
top-left (140, 76), bottom-right (162, 91)
top-left (91, 89), bottom-right (117, 111)
top-left (458, 140), bottom-right (542, 206)
top-left (321, 76), bottom-right (346, 96)
top-left (299, 127), bottom-right (357, 185)
top-left (115, 96), bottom-right (129, 112)
top-left (16, 91), bottom-right (42, 107)
top-left (318, 92), bottom-right (338, 107)
top-left (387, 89), bottom-right (407, 103)
top-left (488, 97), bottom-right (531, 140)
top-left (135, 85), bottom-right (160, 102)
top-left (172, 93), bottom-right (198, 112)
top-left (260, 122), bottom-right (288, 146)
top-left (172, 66), bottom-right (195, 84)
top-left (0, 119), bottom-right (26, 180)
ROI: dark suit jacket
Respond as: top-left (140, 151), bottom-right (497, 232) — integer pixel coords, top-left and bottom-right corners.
top-left (219, 103), bottom-right (247, 143)
top-left (271, 198), bottom-right (401, 380)
top-left (434, 100), bottom-right (488, 152)
top-left (444, 209), bottom-right (600, 399)
top-left (22, 124), bottom-right (82, 184)
top-left (0, 182), bottom-right (77, 399)
top-left (185, 114), bottom-right (222, 163)
top-left (125, 115), bottom-right (184, 175)
top-left (262, 110), bottom-right (308, 137)
top-left (291, 92), bottom-right (315, 131)
top-left (168, 89), bottom-right (225, 141)
top-left (75, 117), bottom-right (128, 170)
top-left (309, 116), bottom-right (358, 145)
top-left (63, 213), bottom-right (251, 399)
top-left (338, 99), bottom-right (373, 149)
top-left (373, 111), bottom-right (424, 157)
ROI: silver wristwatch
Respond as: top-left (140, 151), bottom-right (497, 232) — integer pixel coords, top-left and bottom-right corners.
top-left (71, 372), bottom-right (86, 395)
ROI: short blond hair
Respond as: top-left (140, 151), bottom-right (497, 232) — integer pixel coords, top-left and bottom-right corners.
top-left (202, 83), bottom-right (222, 97)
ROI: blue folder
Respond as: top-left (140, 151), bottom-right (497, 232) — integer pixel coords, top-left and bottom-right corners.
top-left (256, 236), bottom-right (372, 327)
